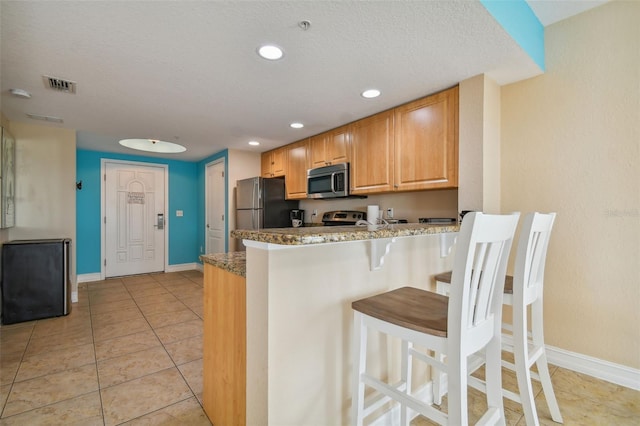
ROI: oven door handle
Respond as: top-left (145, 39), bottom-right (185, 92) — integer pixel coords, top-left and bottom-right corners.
top-left (330, 173), bottom-right (336, 193)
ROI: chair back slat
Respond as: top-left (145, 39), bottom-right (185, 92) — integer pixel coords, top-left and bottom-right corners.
top-left (514, 213), bottom-right (556, 304)
top-left (449, 212), bottom-right (519, 343)
top-left (472, 241), bottom-right (508, 326)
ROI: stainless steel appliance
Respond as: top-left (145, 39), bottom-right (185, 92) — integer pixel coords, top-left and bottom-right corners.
top-left (1, 238), bottom-right (71, 325)
top-left (321, 210), bottom-right (366, 226)
top-left (307, 162), bottom-right (349, 199)
top-left (236, 177), bottom-right (298, 248)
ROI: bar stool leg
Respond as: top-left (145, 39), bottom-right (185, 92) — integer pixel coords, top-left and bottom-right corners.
top-left (531, 300), bottom-right (563, 423)
top-left (352, 311), bottom-right (368, 426)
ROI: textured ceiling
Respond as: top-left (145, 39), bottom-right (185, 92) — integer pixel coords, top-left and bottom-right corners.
top-left (0, 1), bottom-right (605, 161)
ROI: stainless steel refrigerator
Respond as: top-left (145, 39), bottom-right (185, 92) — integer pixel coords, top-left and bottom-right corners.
top-left (236, 177), bottom-right (298, 248)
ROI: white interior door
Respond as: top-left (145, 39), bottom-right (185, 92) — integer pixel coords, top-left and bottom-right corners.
top-left (205, 159), bottom-right (226, 254)
top-left (104, 161), bottom-right (166, 277)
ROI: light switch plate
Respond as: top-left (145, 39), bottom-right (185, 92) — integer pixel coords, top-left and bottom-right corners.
top-left (176, 210), bottom-right (183, 217)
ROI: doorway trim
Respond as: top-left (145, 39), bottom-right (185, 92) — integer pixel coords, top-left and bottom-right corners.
top-left (204, 157), bottom-right (228, 254)
top-left (100, 159), bottom-right (169, 280)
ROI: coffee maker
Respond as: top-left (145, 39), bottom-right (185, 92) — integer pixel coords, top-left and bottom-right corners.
top-left (290, 209), bottom-right (304, 227)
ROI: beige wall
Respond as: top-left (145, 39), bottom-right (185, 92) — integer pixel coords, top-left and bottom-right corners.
top-left (227, 149), bottom-right (261, 251)
top-left (458, 74), bottom-right (502, 214)
top-left (501, 0), bottom-right (639, 368)
top-left (6, 121), bottom-right (77, 294)
top-left (0, 114), bottom-right (10, 246)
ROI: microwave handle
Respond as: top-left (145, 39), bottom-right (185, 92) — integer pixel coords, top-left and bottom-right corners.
top-left (330, 173), bottom-right (336, 193)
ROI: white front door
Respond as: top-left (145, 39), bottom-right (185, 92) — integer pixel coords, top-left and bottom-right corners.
top-left (205, 159), bottom-right (226, 254)
top-left (104, 161), bottom-right (167, 277)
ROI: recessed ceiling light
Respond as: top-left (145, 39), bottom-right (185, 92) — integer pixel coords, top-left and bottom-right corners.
top-left (361, 89), bottom-right (381, 99)
top-left (248, 141), bottom-right (260, 146)
top-left (290, 122), bottom-right (304, 129)
top-left (257, 44), bottom-right (284, 60)
top-left (10, 88), bottom-right (32, 98)
top-left (119, 139), bottom-right (186, 154)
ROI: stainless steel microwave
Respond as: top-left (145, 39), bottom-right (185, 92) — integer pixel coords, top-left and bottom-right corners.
top-left (307, 162), bottom-right (349, 199)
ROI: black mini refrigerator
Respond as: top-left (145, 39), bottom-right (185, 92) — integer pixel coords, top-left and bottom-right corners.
top-left (1, 239), bottom-right (71, 325)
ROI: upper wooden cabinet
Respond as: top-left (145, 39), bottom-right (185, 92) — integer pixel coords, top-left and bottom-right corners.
top-left (393, 86), bottom-right (458, 191)
top-left (310, 126), bottom-right (350, 168)
top-left (350, 110), bottom-right (395, 194)
top-left (261, 147), bottom-right (285, 178)
top-left (284, 139), bottom-right (310, 199)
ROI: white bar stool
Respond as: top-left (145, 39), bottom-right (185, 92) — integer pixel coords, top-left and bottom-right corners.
top-left (351, 212), bottom-right (519, 425)
top-left (433, 212), bottom-right (563, 425)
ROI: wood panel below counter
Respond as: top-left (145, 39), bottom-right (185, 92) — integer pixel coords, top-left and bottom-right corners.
top-left (203, 262), bottom-right (246, 426)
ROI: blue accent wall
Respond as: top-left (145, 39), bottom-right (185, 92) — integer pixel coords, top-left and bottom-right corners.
top-left (76, 149), bottom-right (199, 274)
top-left (481, 0), bottom-right (545, 71)
top-left (196, 150), bottom-right (229, 259)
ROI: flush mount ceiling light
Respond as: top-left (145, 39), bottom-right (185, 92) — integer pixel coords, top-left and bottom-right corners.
top-left (257, 44), bottom-right (284, 60)
top-left (361, 89), bottom-right (381, 99)
top-left (248, 141), bottom-right (260, 146)
top-left (10, 88), bottom-right (32, 98)
top-left (119, 139), bottom-right (186, 154)
top-left (290, 122), bottom-right (304, 129)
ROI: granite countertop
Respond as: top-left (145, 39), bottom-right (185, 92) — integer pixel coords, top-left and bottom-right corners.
top-left (231, 223), bottom-right (459, 246)
top-left (200, 251), bottom-right (246, 277)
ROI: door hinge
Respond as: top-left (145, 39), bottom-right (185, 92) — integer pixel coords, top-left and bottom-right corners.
top-left (104, 173), bottom-right (106, 181)
top-left (221, 214), bottom-right (224, 221)
top-left (104, 259), bottom-right (107, 266)
top-left (104, 216), bottom-right (106, 224)
top-left (221, 171), bottom-right (225, 178)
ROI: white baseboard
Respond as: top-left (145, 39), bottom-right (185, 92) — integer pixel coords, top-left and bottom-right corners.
top-left (545, 343), bottom-right (640, 391)
top-left (77, 273), bottom-right (101, 283)
top-left (165, 262), bottom-right (200, 272)
top-left (501, 334), bottom-right (640, 391)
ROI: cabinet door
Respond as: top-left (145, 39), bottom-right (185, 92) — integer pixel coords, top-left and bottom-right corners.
top-left (309, 134), bottom-right (328, 168)
top-left (350, 110), bottom-right (394, 194)
top-left (271, 148), bottom-right (286, 177)
top-left (326, 126), bottom-right (350, 165)
top-left (394, 86), bottom-right (458, 191)
top-left (261, 152), bottom-right (273, 177)
top-left (285, 139), bottom-right (310, 199)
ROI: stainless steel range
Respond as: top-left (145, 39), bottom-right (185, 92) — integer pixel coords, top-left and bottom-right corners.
top-left (321, 210), bottom-right (366, 226)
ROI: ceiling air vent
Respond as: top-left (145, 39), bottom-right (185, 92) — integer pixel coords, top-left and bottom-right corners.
top-left (43, 75), bottom-right (77, 94)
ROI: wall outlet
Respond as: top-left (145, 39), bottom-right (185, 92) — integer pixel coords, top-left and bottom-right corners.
top-left (387, 208), bottom-right (394, 218)
top-left (176, 210), bottom-right (183, 217)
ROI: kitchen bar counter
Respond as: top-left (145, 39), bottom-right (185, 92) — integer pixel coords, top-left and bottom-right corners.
top-left (200, 251), bottom-right (246, 277)
top-left (203, 224), bottom-right (460, 425)
top-left (231, 222), bottom-right (459, 246)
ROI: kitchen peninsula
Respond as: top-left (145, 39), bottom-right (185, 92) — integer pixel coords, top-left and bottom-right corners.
top-left (201, 223), bottom-right (459, 425)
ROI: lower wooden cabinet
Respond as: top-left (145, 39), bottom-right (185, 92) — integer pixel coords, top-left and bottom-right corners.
top-left (203, 264), bottom-right (246, 426)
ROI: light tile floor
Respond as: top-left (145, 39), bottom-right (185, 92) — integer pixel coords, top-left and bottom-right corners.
top-left (412, 351), bottom-right (640, 425)
top-left (0, 270), bottom-right (211, 425)
top-left (1, 269), bottom-right (639, 425)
